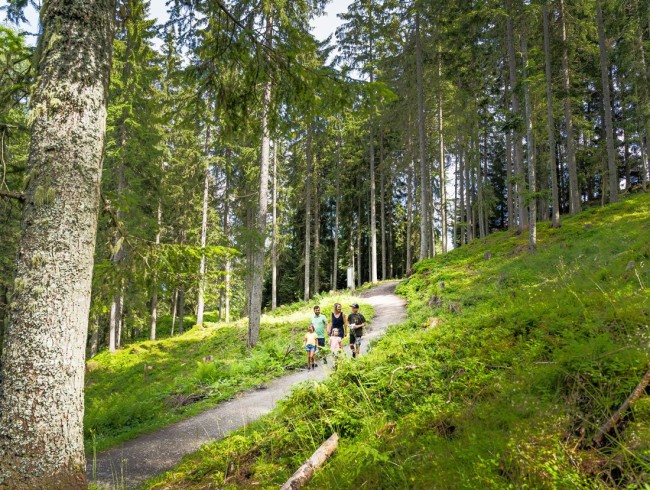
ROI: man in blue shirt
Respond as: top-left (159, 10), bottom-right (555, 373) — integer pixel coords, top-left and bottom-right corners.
top-left (311, 305), bottom-right (328, 365)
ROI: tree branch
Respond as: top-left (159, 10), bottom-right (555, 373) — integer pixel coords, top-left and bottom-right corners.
top-left (0, 188), bottom-right (24, 202)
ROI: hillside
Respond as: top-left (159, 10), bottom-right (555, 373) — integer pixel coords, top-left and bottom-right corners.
top-left (84, 292), bottom-right (373, 453)
top-left (145, 193), bottom-right (650, 489)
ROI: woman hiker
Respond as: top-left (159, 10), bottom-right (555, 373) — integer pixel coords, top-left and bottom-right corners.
top-left (328, 302), bottom-right (347, 344)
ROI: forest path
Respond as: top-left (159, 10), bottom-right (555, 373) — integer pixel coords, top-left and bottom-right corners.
top-left (88, 281), bottom-right (406, 489)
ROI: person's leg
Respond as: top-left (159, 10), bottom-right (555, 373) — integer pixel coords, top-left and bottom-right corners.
top-left (318, 337), bottom-right (327, 364)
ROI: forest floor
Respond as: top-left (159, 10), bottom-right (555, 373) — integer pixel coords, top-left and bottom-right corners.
top-left (88, 282), bottom-right (406, 489)
top-left (143, 192), bottom-right (650, 490)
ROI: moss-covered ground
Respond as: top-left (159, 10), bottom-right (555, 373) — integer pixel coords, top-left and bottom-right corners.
top-left (144, 192), bottom-right (650, 489)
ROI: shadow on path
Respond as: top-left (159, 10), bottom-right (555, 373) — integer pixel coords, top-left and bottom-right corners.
top-left (88, 281), bottom-right (406, 489)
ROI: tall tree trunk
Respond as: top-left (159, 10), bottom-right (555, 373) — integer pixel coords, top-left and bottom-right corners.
top-left (223, 157), bottom-right (231, 323)
top-left (477, 114), bottom-right (486, 239)
top-left (356, 196), bottom-right (362, 287)
top-left (271, 142), bottom-right (278, 310)
top-left (304, 125), bottom-right (313, 301)
top-left (196, 127), bottom-right (211, 326)
top-left (543, 2), bottom-right (561, 228)
top-left (150, 199), bottom-right (161, 340)
top-left (559, 0), bottom-right (581, 213)
top-left (438, 51), bottom-right (448, 253)
top-left (333, 134), bottom-right (342, 289)
top-left (504, 67), bottom-right (515, 231)
top-left (459, 133), bottom-right (466, 245)
top-left (0, 0), bottom-right (114, 485)
top-left (369, 111), bottom-right (377, 283)
top-left (313, 164), bottom-right (320, 295)
top-left (380, 124), bottom-right (386, 280)
top-left (349, 229), bottom-right (355, 290)
top-left (248, 12), bottom-right (273, 348)
top-left (415, 9), bottom-right (428, 261)
top-left (406, 140), bottom-right (414, 274)
top-left (522, 30), bottom-right (537, 253)
top-left (506, 1), bottom-right (527, 231)
top-left (596, 1), bottom-right (618, 203)
top-left (465, 131), bottom-right (473, 243)
top-left (178, 285), bottom-right (185, 335)
top-left (170, 288), bottom-right (178, 336)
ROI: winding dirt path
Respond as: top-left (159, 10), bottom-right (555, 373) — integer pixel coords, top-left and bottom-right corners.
top-left (88, 281), bottom-right (406, 489)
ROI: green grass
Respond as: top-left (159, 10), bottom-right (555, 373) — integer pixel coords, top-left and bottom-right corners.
top-left (84, 291), bottom-right (373, 453)
top-left (144, 192), bottom-right (650, 489)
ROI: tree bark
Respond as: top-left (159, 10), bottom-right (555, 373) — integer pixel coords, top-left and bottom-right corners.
top-left (415, 9), bottom-right (429, 261)
top-left (313, 162), bottom-right (320, 295)
top-left (438, 51), bottom-right (448, 253)
top-left (281, 433), bottom-right (339, 490)
top-left (380, 124), bottom-right (386, 279)
top-left (0, 0), bottom-right (115, 485)
top-left (304, 124), bottom-right (312, 302)
top-left (543, 2), bottom-right (561, 228)
top-left (522, 29), bottom-right (537, 253)
top-left (271, 142), bottom-right (278, 310)
top-left (596, 1), bottom-right (618, 203)
top-left (333, 133), bottom-right (342, 289)
top-left (248, 11), bottom-right (273, 348)
top-left (150, 199), bottom-right (161, 340)
top-left (406, 131), bottom-right (414, 274)
top-left (506, 1), bottom-right (527, 232)
top-left (196, 127), bottom-right (211, 326)
top-left (559, 0), bottom-right (581, 213)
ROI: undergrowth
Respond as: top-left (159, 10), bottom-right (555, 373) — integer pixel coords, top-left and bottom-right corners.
top-left (84, 291), bottom-right (372, 453)
top-left (145, 193), bottom-right (650, 489)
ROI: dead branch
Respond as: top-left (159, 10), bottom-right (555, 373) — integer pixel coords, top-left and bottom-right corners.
top-left (388, 365), bottom-right (418, 387)
top-left (0, 188), bottom-right (24, 202)
top-left (280, 433), bottom-right (338, 490)
top-left (592, 366), bottom-right (650, 447)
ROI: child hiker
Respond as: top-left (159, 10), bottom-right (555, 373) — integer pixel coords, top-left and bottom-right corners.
top-left (304, 324), bottom-right (318, 370)
top-left (329, 327), bottom-right (343, 368)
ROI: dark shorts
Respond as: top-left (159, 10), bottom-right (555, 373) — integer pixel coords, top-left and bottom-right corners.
top-left (350, 331), bottom-right (362, 345)
top-left (317, 337), bottom-right (326, 347)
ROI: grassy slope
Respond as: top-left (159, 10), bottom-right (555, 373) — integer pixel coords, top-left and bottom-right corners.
top-left (84, 292), bottom-right (373, 453)
top-left (145, 193), bottom-right (650, 489)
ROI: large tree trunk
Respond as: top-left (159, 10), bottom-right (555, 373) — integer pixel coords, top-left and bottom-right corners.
top-left (596, 1), bottom-right (618, 203)
top-left (248, 12), bottom-right (273, 348)
top-left (223, 159), bottom-right (231, 323)
top-left (559, 0), bottom-right (581, 213)
top-left (303, 125), bottom-right (312, 302)
top-left (313, 165), bottom-right (320, 295)
top-left (271, 142), bottom-right (278, 310)
top-left (0, 0), bottom-right (115, 485)
top-left (459, 132), bottom-right (466, 245)
top-left (415, 9), bottom-right (429, 261)
top-left (196, 128), bottom-right (211, 326)
top-left (333, 134), bottom-right (342, 289)
top-left (504, 67), bottom-right (515, 231)
top-left (543, 2), bottom-right (561, 228)
top-left (379, 125), bottom-right (386, 280)
top-left (505, 1), bottom-right (527, 232)
top-left (438, 51), bottom-right (448, 254)
top-left (369, 111), bottom-right (377, 283)
top-left (150, 199), bottom-right (162, 340)
top-left (178, 285), bottom-right (185, 335)
top-left (406, 136), bottom-right (414, 274)
top-left (522, 30), bottom-right (537, 253)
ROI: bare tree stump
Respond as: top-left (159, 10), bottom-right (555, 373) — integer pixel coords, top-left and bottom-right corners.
top-left (281, 433), bottom-right (339, 490)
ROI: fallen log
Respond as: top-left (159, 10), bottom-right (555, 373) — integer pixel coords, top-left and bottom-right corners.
top-left (592, 366), bottom-right (650, 447)
top-left (280, 433), bottom-right (339, 490)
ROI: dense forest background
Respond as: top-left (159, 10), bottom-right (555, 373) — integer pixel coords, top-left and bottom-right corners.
top-left (0, 0), bottom-right (648, 357)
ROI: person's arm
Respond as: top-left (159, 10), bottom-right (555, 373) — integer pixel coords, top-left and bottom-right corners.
top-left (360, 314), bottom-right (367, 327)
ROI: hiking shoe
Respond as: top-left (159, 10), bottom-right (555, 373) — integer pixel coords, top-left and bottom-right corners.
top-left (323, 358), bottom-right (328, 365)
top-left (313, 363), bottom-right (318, 367)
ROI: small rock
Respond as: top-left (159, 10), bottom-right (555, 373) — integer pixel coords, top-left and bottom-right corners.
top-left (202, 355), bottom-right (214, 363)
top-left (584, 224), bottom-right (593, 230)
top-left (429, 295), bottom-right (443, 308)
top-left (439, 281), bottom-right (445, 289)
top-left (626, 261), bottom-right (636, 271)
top-left (484, 251), bottom-right (492, 260)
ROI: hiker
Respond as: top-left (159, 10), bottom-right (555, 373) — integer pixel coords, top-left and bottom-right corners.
top-left (311, 305), bottom-right (329, 365)
top-left (347, 303), bottom-right (367, 358)
top-left (304, 324), bottom-right (318, 370)
top-left (328, 302), bottom-right (347, 341)
top-left (329, 328), bottom-right (343, 367)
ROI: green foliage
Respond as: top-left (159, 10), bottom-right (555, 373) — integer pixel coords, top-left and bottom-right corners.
top-left (84, 290), bottom-right (372, 453)
top-left (146, 194), bottom-right (650, 489)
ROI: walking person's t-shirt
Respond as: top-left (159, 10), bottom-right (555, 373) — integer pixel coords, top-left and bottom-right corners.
top-left (347, 312), bottom-right (366, 338)
top-left (311, 314), bottom-right (328, 338)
